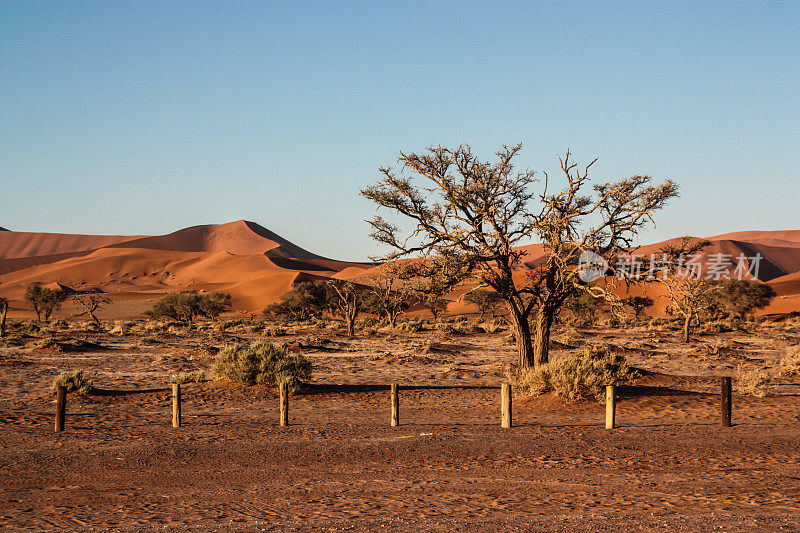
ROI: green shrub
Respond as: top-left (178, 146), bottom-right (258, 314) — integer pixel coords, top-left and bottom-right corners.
top-left (146, 292), bottom-right (231, 322)
top-left (513, 346), bottom-right (638, 403)
top-left (170, 370), bottom-right (206, 384)
top-left (52, 370), bottom-right (93, 395)
top-left (212, 341), bottom-right (311, 392)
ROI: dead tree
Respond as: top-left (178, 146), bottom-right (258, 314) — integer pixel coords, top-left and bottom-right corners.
top-left (71, 293), bottom-right (112, 326)
top-left (327, 281), bottom-right (362, 338)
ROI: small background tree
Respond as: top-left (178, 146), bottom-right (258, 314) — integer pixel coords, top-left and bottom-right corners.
top-left (71, 293), bottom-right (112, 326)
top-left (146, 292), bottom-right (231, 323)
top-left (655, 238), bottom-right (719, 342)
top-left (622, 295), bottom-right (654, 321)
top-left (711, 279), bottom-right (776, 319)
top-left (264, 281), bottom-right (330, 321)
top-left (564, 292), bottom-right (604, 325)
top-left (25, 282), bottom-right (67, 322)
top-left (359, 263), bottom-right (413, 327)
top-left (464, 289), bottom-right (502, 319)
top-left (327, 280), bottom-right (366, 337)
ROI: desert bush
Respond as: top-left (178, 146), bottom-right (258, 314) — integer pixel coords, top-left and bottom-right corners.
top-left (600, 316), bottom-right (623, 328)
top-left (170, 370), bottom-right (206, 384)
top-left (143, 321), bottom-right (169, 333)
top-left (212, 340), bottom-right (311, 392)
top-left (72, 320), bottom-right (100, 333)
top-left (513, 346), bottom-right (638, 403)
top-left (263, 325), bottom-right (287, 337)
top-left (452, 322), bottom-right (478, 334)
top-left (397, 320), bottom-right (423, 333)
top-left (780, 345), bottom-right (800, 374)
top-left (356, 316), bottom-right (383, 329)
top-left (31, 336), bottom-right (58, 349)
top-left (109, 320), bottom-right (135, 336)
top-left (478, 321), bottom-right (506, 334)
top-left (15, 321), bottom-right (40, 334)
top-left (52, 370), bottom-right (93, 395)
top-left (146, 292), bottom-right (231, 323)
top-left (736, 365), bottom-right (774, 397)
top-left (434, 322), bottom-right (455, 333)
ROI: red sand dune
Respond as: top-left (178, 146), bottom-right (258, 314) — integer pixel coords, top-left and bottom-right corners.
top-left (0, 221), bottom-right (371, 316)
top-left (0, 223), bottom-right (798, 318)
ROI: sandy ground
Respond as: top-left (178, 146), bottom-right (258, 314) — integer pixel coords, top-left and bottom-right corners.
top-left (1, 319), bottom-right (799, 531)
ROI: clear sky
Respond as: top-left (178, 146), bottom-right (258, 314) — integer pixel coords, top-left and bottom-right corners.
top-left (1, 1), bottom-right (798, 261)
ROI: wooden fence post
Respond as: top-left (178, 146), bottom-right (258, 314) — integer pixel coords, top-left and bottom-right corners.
top-left (390, 383), bottom-right (399, 427)
top-left (279, 382), bottom-right (289, 427)
top-left (721, 376), bottom-right (732, 427)
top-left (605, 385), bottom-right (616, 429)
top-left (501, 383), bottom-right (512, 428)
top-left (54, 386), bottom-right (66, 432)
top-left (172, 383), bottom-right (181, 428)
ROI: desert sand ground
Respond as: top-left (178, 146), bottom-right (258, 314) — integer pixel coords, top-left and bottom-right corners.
top-left (1, 316), bottom-right (799, 531)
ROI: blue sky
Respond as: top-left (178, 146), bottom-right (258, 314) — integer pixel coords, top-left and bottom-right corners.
top-left (1, 1), bottom-right (798, 261)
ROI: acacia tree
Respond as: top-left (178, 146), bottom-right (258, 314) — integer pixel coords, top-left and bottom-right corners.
top-left (711, 279), bottom-right (776, 319)
top-left (263, 281), bottom-right (331, 321)
top-left (622, 295), bottom-right (654, 321)
top-left (362, 144), bottom-right (678, 368)
top-left (146, 292), bottom-right (231, 323)
top-left (0, 297), bottom-right (8, 338)
top-left (71, 293), bottom-right (112, 326)
top-left (655, 238), bottom-right (719, 343)
top-left (327, 280), bottom-right (364, 338)
top-left (464, 288), bottom-right (502, 319)
top-left (359, 263), bottom-right (412, 327)
top-left (25, 282), bottom-right (67, 322)
top-left (564, 290), bottom-right (606, 325)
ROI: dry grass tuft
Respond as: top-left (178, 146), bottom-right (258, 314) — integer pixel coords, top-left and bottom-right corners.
top-left (170, 370), bottom-right (206, 384)
top-left (736, 365), bottom-right (774, 397)
top-left (52, 370), bottom-right (93, 395)
top-left (780, 345), bottom-right (800, 374)
top-left (513, 346), bottom-right (638, 403)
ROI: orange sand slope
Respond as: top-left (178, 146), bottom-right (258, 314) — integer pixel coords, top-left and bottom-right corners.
top-left (0, 221), bottom-right (372, 313)
top-left (0, 223), bottom-right (799, 316)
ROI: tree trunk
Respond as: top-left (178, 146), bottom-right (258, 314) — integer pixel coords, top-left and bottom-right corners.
top-left (683, 314), bottom-right (692, 343)
top-left (532, 307), bottom-right (553, 368)
top-left (0, 302), bottom-right (7, 338)
top-left (89, 311), bottom-right (100, 327)
top-left (507, 304), bottom-right (534, 369)
top-left (346, 310), bottom-right (356, 338)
